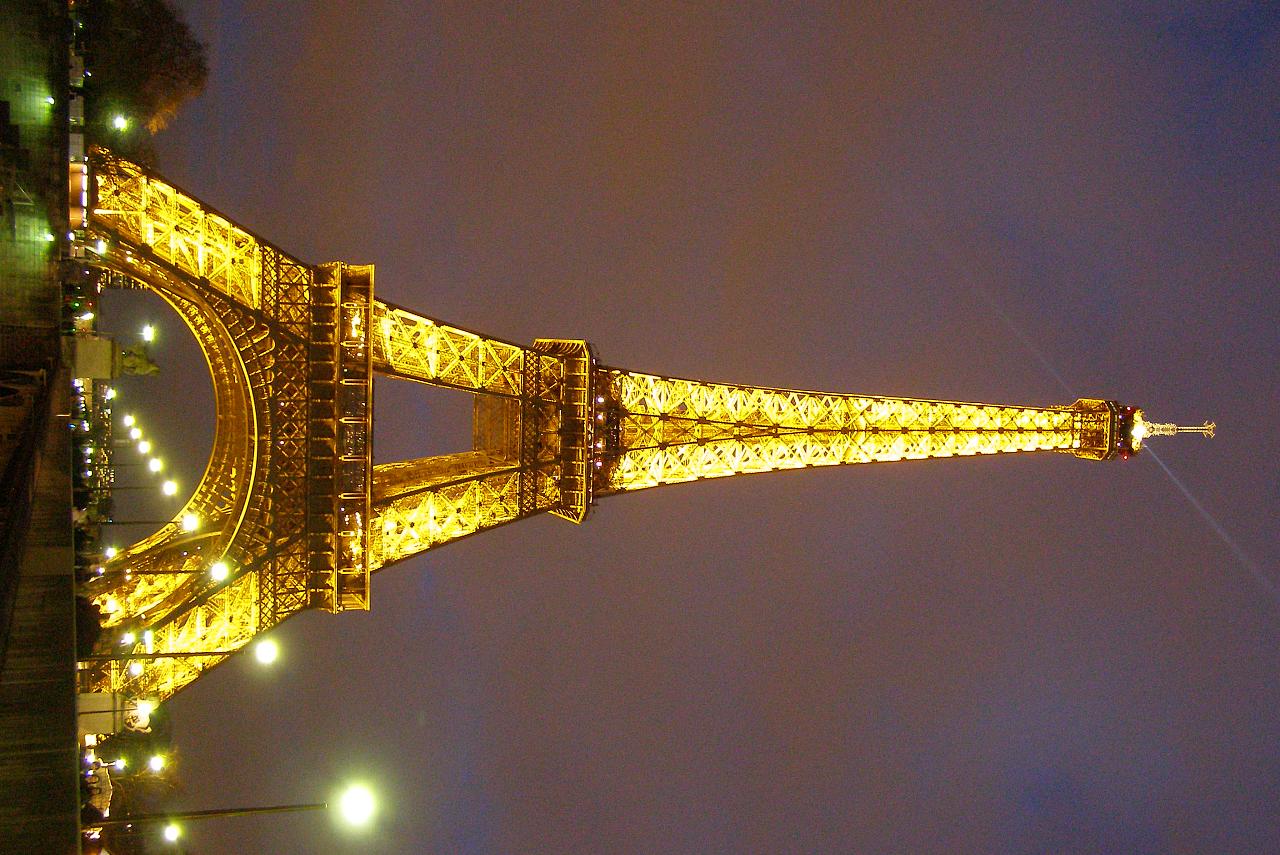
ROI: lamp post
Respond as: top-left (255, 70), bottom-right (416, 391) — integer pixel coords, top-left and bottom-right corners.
top-left (82, 783), bottom-right (377, 833)
top-left (84, 801), bottom-right (329, 830)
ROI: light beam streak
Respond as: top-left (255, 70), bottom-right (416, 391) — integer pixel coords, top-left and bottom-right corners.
top-left (1144, 446), bottom-right (1277, 603)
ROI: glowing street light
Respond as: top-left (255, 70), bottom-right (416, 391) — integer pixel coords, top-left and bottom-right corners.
top-left (254, 639), bottom-right (279, 665)
top-left (336, 784), bottom-right (377, 827)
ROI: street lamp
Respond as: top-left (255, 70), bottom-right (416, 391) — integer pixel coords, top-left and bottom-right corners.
top-left (337, 784), bottom-right (376, 827)
top-left (83, 786), bottom-right (378, 834)
top-left (254, 639), bottom-right (279, 665)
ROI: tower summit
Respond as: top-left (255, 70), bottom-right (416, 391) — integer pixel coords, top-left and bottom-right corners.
top-left (78, 152), bottom-right (1212, 701)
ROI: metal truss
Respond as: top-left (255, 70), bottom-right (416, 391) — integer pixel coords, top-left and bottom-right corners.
top-left (370, 466), bottom-right (558, 569)
top-left (600, 370), bottom-right (1083, 492)
top-left (78, 151), bottom-right (1132, 704)
top-left (371, 301), bottom-right (530, 396)
top-left (91, 153), bottom-right (263, 308)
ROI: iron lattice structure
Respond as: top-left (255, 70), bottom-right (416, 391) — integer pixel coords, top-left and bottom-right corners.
top-left (79, 152), bottom-right (1144, 701)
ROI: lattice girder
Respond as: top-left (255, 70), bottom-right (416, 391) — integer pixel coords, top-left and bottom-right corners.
top-left (597, 370), bottom-right (1094, 493)
top-left (370, 466), bottom-right (560, 570)
top-left (78, 151), bottom-right (1138, 704)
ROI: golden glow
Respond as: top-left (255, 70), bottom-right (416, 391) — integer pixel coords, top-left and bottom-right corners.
top-left (337, 784), bottom-right (376, 826)
top-left (254, 639), bottom-right (279, 665)
top-left (1131, 410), bottom-right (1148, 449)
top-left (82, 152), bottom-right (1129, 704)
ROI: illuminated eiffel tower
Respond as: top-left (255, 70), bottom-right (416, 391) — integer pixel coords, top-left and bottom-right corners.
top-left (79, 152), bottom-right (1213, 702)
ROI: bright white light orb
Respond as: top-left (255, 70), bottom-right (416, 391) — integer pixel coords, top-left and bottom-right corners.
top-left (112, 115), bottom-right (128, 130)
top-left (149, 457), bottom-right (163, 473)
top-left (337, 784), bottom-right (376, 826)
top-left (141, 324), bottom-right (156, 342)
top-left (254, 639), bottom-right (279, 665)
top-left (137, 440), bottom-right (152, 454)
top-left (162, 823), bottom-right (180, 842)
top-left (162, 480), bottom-right (178, 496)
top-left (181, 513), bottom-right (199, 532)
top-left (210, 560), bottom-right (229, 581)
top-left (149, 754), bottom-right (166, 772)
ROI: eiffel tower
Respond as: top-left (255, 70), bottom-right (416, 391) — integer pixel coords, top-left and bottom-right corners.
top-left (78, 151), bottom-right (1213, 702)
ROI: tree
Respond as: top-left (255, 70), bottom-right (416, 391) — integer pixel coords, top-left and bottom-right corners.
top-left (82, 0), bottom-right (208, 161)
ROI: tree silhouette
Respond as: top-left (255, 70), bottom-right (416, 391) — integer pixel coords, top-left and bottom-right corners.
top-left (82, 0), bottom-right (208, 161)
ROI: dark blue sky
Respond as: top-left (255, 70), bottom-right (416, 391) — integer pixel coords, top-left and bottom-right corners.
top-left (101, 3), bottom-right (1278, 852)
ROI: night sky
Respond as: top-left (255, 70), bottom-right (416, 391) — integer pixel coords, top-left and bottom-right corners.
top-left (98, 3), bottom-right (1279, 852)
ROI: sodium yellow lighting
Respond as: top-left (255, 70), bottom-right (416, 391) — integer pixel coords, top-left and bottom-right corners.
top-left (162, 480), bottom-right (178, 496)
top-left (254, 639), bottom-right (279, 665)
top-left (181, 513), bottom-right (199, 532)
top-left (337, 784), bottom-right (376, 826)
top-left (210, 560), bottom-right (229, 581)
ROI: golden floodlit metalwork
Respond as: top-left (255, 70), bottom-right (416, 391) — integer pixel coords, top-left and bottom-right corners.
top-left (78, 151), bottom-right (1211, 701)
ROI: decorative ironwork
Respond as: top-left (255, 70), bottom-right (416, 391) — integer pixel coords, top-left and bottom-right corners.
top-left (80, 151), bottom-right (1203, 702)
